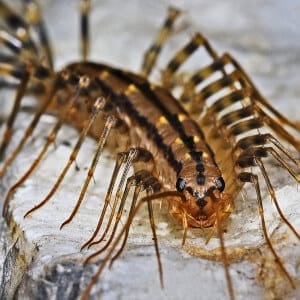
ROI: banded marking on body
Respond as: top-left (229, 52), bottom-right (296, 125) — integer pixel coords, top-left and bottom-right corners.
top-left (82, 64), bottom-right (222, 193)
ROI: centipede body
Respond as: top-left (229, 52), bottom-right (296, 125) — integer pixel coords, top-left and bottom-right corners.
top-left (0, 1), bottom-right (299, 300)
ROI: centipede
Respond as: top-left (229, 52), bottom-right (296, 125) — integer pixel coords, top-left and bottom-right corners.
top-left (0, 1), bottom-right (299, 299)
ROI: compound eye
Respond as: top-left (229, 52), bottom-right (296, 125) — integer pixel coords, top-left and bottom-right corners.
top-left (176, 177), bottom-right (186, 192)
top-left (215, 177), bottom-right (225, 192)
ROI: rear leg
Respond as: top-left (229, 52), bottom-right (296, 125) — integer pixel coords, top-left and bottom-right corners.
top-left (140, 7), bottom-right (181, 77)
top-left (80, 0), bottom-right (91, 61)
top-left (21, 0), bottom-right (54, 69)
top-left (0, 1), bottom-right (38, 57)
top-left (160, 33), bottom-right (224, 90)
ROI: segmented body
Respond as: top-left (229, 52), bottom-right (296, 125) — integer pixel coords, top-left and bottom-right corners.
top-left (0, 1), bottom-right (299, 300)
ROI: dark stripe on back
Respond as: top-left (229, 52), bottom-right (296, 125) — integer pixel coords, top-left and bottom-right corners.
top-left (107, 67), bottom-right (218, 168)
top-left (69, 62), bottom-right (219, 172)
top-left (95, 77), bottom-right (183, 175)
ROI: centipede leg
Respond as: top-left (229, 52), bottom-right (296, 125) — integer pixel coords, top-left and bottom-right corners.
top-left (255, 156), bottom-right (299, 239)
top-left (140, 7), bottom-right (181, 77)
top-left (80, 151), bottom-right (127, 250)
top-left (84, 174), bottom-right (137, 263)
top-left (84, 170), bottom-right (160, 264)
top-left (216, 207), bottom-right (235, 300)
top-left (0, 2), bottom-right (37, 56)
top-left (161, 33), bottom-right (222, 89)
top-left (238, 172), bottom-right (296, 288)
top-left (81, 191), bottom-right (184, 300)
top-left (220, 53), bottom-right (300, 132)
top-left (108, 184), bottom-right (142, 268)
top-left (147, 191), bottom-right (164, 288)
top-left (80, 0), bottom-right (90, 61)
top-left (60, 115), bottom-right (116, 228)
top-left (85, 148), bottom-right (139, 247)
top-left (0, 78), bottom-right (59, 180)
top-left (0, 29), bottom-right (32, 59)
top-left (251, 103), bottom-right (300, 151)
top-left (22, 0), bottom-right (54, 69)
top-left (3, 76), bottom-right (94, 218)
top-left (24, 97), bottom-right (106, 218)
top-left (0, 70), bottom-right (29, 159)
top-left (0, 60), bottom-right (27, 82)
top-left (82, 148), bottom-right (154, 249)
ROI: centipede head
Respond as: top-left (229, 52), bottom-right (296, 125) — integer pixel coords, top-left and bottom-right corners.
top-left (172, 175), bottom-right (234, 228)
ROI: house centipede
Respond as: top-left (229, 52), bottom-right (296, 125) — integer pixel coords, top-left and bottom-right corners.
top-left (0, 0), bottom-right (299, 300)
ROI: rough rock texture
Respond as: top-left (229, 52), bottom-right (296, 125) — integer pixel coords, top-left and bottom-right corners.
top-left (0, 1), bottom-right (300, 300)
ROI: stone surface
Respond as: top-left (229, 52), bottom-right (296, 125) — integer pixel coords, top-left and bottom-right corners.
top-left (0, 1), bottom-right (300, 300)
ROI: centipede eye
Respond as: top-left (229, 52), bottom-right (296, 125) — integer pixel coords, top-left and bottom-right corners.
top-left (215, 177), bottom-right (225, 193)
top-left (176, 177), bottom-right (186, 192)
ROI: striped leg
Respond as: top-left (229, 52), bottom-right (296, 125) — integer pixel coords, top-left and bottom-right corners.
top-left (80, 0), bottom-right (91, 61)
top-left (200, 52), bottom-right (300, 134)
top-left (161, 33), bottom-right (221, 89)
top-left (81, 148), bottom-right (153, 250)
top-left (22, 0), bottom-right (53, 69)
top-left (0, 1), bottom-right (38, 58)
top-left (141, 7), bottom-right (181, 77)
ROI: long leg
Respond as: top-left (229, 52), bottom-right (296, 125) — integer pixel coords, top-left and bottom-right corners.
top-left (60, 114), bottom-right (116, 228)
top-left (24, 97), bottom-right (106, 217)
top-left (0, 28), bottom-right (36, 58)
top-left (80, 191), bottom-right (184, 300)
top-left (87, 148), bottom-right (153, 247)
top-left (0, 1), bottom-right (37, 52)
top-left (108, 184), bottom-right (142, 267)
top-left (216, 205), bottom-right (235, 300)
top-left (0, 70), bottom-right (30, 159)
top-left (80, 151), bottom-right (128, 250)
top-left (256, 156), bottom-right (299, 239)
top-left (0, 77), bottom-right (58, 180)
top-left (81, 148), bottom-right (154, 250)
top-left (189, 67), bottom-right (300, 151)
top-left (85, 169), bottom-right (158, 256)
top-left (82, 148), bottom-right (138, 244)
top-left (3, 80), bottom-right (99, 218)
top-left (197, 52), bottom-right (300, 133)
top-left (220, 53), bottom-right (300, 132)
top-left (238, 172), bottom-right (296, 288)
top-left (147, 191), bottom-right (164, 288)
top-left (140, 7), bottom-right (181, 77)
top-left (80, 0), bottom-right (90, 61)
top-left (84, 174), bottom-right (137, 262)
top-left (161, 33), bottom-right (222, 89)
top-left (22, 0), bottom-right (54, 69)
